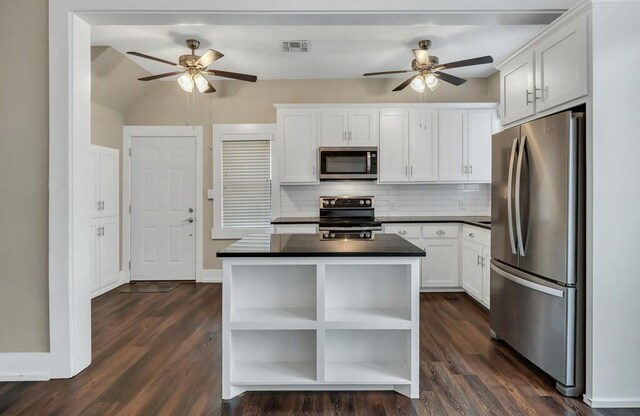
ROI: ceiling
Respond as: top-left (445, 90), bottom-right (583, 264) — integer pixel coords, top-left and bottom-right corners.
top-left (92, 24), bottom-right (546, 80)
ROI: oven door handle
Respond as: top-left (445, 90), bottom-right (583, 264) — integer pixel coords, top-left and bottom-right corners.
top-left (319, 227), bottom-right (382, 231)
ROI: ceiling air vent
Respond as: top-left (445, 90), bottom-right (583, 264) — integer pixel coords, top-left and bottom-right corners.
top-left (281, 40), bottom-right (309, 53)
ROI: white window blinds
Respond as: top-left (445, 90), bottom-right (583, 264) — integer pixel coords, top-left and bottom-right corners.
top-left (221, 140), bottom-right (272, 229)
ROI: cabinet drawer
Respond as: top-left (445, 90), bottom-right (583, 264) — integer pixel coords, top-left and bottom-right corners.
top-left (422, 224), bottom-right (459, 239)
top-left (384, 224), bottom-right (421, 239)
top-left (463, 225), bottom-right (490, 246)
top-left (273, 224), bottom-right (318, 234)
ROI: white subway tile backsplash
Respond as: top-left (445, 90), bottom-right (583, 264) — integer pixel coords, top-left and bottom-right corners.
top-left (279, 183), bottom-right (490, 217)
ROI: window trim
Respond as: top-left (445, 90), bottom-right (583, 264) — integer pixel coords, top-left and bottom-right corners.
top-left (212, 124), bottom-right (277, 240)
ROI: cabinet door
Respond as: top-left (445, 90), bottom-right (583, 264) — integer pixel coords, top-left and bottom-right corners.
top-left (99, 216), bottom-right (120, 288)
top-left (378, 109), bottom-right (409, 183)
top-left (89, 218), bottom-right (100, 293)
top-left (461, 240), bottom-right (483, 301)
top-left (320, 110), bottom-right (348, 146)
top-left (438, 109), bottom-right (467, 181)
top-left (409, 110), bottom-right (438, 182)
top-left (273, 224), bottom-right (318, 234)
top-left (501, 51), bottom-right (535, 125)
top-left (422, 238), bottom-right (459, 288)
top-left (482, 246), bottom-right (491, 308)
top-left (99, 148), bottom-right (119, 218)
top-left (88, 146), bottom-right (101, 219)
top-left (348, 109), bottom-right (377, 146)
top-left (278, 110), bottom-right (318, 184)
top-left (467, 109), bottom-right (497, 183)
top-left (535, 14), bottom-right (588, 112)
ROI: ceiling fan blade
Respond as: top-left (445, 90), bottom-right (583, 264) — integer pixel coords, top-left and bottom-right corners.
top-left (413, 49), bottom-right (430, 65)
top-left (205, 70), bottom-right (257, 82)
top-left (203, 77), bottom-right (216, 93)
top-left (436, 71), bottom-right (467, 86)
top-left (195, 49), bottom-right (224, 68)
top-left (137, 71), bottom-right (185, 81)
top-left (438, 55), bottom-right (494, 70)
top-left (127, 51), bottom-right (179, 67)
top-left (392, 75), bottom-right (418, 92)
top-left (363, 70), bottom-right (413, 77)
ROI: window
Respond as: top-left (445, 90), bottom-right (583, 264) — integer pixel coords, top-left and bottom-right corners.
top-left (222, 140), bottom-right (271, 229)
top-left (213, 124), bottom-right (277, 239)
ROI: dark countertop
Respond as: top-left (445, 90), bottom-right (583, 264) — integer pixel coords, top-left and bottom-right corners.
top-left (217, 233), bottom-right (426, 258)
top-left (271, 216), bottom-right (491, 230)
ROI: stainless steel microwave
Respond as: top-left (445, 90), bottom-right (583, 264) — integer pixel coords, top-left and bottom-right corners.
top-left (319, 147), bottom-right (378, 181)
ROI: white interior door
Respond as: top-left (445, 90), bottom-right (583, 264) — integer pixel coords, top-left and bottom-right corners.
top-left (130, 137), bottom-right (196, 280)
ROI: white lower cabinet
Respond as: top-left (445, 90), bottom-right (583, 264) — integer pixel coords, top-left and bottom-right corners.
top-left (384, 222), bottom-right (491, 307)
top-left (461, 226), bottom-right (491, 308)
top-left (90, 216), bottom-right (121, 297)
top-left (273, 224), bottom-right (318, 234)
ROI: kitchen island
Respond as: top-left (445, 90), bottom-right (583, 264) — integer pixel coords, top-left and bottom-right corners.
top-left (217, 233), bottom-right (425, 400)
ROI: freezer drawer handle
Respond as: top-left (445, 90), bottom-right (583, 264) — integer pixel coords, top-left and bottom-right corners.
top-left (507, 137), bottom-right (519, 255)
top-left (490, 263), bottom-right (564, 298)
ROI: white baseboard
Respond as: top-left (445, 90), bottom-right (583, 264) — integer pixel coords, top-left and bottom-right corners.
top-left (198, 269), bottom-right (222, 283)
top-left (0, 352), bottom-right (50, 381)
top-left (91, 271), bottom-right (129, 299)
top-left (584, 395), bottom-right (640, 408)
top-left (420, 287), bottom-right (465, 293)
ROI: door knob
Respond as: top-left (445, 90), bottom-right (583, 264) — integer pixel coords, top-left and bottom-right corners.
top-left (184, 217), bottom-right (194, 223)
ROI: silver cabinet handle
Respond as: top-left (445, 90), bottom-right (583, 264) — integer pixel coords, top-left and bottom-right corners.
top-left (477, 254), bottom-right (481, 265)
top-left (405, 166), bottom-right (408, 176)
top-left (464, 165), bottom-right (468, 174)
top-left (398, 230), bottom-right (407, 235)
top-left (101, 201), bottom-right (105, 210)
top-left (97, 226), bottom-right (104, 236)
top-left (507, 137), bottom-right (518, 255)
top-left (313, 166), bottom-right (316, 175)
top-left (436, 230), bottom-right (445, 235)
top-left (515, 135), bottom-right (527, 256)
top-left (535, 87), bottom-right (542, 101)
top-left (526, 89), bottom-right (533, 105)
top-left (469, 165), bottom-right (473, 174)
top-left (410, 166), bottom-right (413, 176)
top-left (97, 201), bottom-right (101, 210)
top-left (469, 232), bottom-right (475, 238)
top-left (343, 131), bottom-right (347, 141)
top-left (349, 131), bottom-right (352, 141)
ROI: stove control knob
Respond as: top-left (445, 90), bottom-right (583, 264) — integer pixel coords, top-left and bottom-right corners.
top-left (323, 200), bottom-right (329, 206)
top-left (330, 200), bottom-right (335, 205)
top-left (330, 233), bottom-right (335, 238)
top-left (365, 200), bottom-right (371, 205)
top-left (359, 200), bottom-right (364, 205)
top-left (359, 232), bottom-right (365, 238)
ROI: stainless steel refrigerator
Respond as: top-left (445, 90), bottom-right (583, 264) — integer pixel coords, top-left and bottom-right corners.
top-left (490, 110), bottom-right (585, 397)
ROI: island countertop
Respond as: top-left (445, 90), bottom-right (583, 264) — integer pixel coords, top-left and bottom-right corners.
top-left (217, 233), bottom-right (426, 258)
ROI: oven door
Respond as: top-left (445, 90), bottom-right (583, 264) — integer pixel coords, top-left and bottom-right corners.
top-left (319, 147), bottom-right (378, 180)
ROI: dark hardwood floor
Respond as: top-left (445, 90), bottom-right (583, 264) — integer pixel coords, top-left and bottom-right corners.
top-left (0, 284), bottom-right (638, 416)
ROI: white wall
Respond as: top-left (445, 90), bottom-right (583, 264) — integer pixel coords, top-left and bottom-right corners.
top-left (587, 1), bottom-right (640, 407)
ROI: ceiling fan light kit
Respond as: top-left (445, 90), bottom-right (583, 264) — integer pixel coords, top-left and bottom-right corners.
top-left (127, 38), bottom-right (257, 94)
top-left (363, 39), bottom-right (493, 93)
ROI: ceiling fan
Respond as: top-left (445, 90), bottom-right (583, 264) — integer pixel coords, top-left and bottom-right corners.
top-left (127, 39), bottom-right (257, 93)
top-left (363, 40), bottom-right (493, 93)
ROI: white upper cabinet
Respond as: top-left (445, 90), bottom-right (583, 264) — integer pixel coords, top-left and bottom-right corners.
top-left (501, 51), bottom-right (535, 126)
top-left (347, 109), bottom-right (377, 146)
top-left (320, 110), bottom-right (349, 146)
top-left (378, 109), bottom-right (410, 183)
top-left (438, 109), bottom-right (468, 181)
top-left (409, 110), bottom-right (438, 182)
top-left (467, 109), bottom-right (498, 182)
top-left (535, 14), bottom-right (588, 112)
top-left (278, 109), bottom-right (319, 184)
top-left (498, 13), bottom-right (588, 126)
top-left (320, 109), bottom-right (377, 147)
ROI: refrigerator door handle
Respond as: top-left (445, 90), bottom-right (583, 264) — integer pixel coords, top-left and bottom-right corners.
top-left (507, 137), bottom-right (519, 255)
top-left (515, 135), bottom-right (527, 256)
top-left (490, 262), bottom-right (564, 298)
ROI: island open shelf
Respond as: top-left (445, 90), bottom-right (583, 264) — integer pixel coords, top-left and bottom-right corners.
top-left (219, 234), bottom-right (424, 400)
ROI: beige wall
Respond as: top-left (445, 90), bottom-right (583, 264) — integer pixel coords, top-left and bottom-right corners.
top-left (0, 0), bottom-right (49, 352)
top-left (124, 76), bottom-right (499, 269)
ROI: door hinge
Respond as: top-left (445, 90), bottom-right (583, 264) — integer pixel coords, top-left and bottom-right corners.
top-left (128, 148), bottom-right (131, 157)
top-left (129, 260), bottom-right (131, 270)
top-left (129, 204), bottom-right (131, 214)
